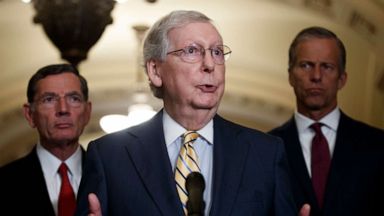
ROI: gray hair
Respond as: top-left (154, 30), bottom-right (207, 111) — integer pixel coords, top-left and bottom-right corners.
top-left (143, 10), bottom-right (213, 98)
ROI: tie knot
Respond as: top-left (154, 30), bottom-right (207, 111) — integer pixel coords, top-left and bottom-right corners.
top-left (310, 122), bottom-right (323, 134)
top-left (58, 163), bottom-right (69, 177)
top-left (183, 131), bottom-right (199, 145)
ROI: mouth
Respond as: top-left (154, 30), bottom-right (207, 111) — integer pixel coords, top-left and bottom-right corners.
top-left (55, 123), bottom-right (73, 129)
top-left (197, 84), bottom-right (217, 93)
top-left (307, 88), bottom-right (324, 95)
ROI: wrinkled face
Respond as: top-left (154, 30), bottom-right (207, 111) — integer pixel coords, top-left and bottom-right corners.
top-left (24, 73), bottom-right (91, 146)
top-left (289, 38), bottom-right (347, 115)
top-left (148, 22), bottom-right (225, 114)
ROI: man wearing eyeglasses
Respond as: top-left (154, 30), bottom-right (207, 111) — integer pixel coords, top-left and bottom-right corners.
top-left (75, 10), bottom-right (309, 216)
top-left (0, 64), bottom-right (92, 216)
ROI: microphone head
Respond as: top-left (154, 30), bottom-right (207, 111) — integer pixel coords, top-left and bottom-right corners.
top-left (186, 172), bottom-right (205, 193)
top-left (185, 172), bottom-right (205, 215)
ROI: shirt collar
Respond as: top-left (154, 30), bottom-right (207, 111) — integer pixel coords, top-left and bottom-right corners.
top-left (163, 110), bottom-right (213, 147)
top-left (294, 107), bottom-right (340, 132)
top-left (36, 142), bottom-right (82, 177)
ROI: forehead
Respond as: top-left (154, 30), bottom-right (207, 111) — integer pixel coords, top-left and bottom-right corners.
top-left (296, 38), bottom-right (340, 62)
top-left (35, 72), bottom-right (82, 95)
top-left (168, 22), bottom-right (222, 47)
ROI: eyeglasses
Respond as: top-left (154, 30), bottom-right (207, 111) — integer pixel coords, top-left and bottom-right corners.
top-left (34, 93), bottom-right (85, 109)
top-left (167, 44), bottom-right (232, 65)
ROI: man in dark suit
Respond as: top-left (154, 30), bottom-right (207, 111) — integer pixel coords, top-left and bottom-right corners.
top-left (0, 64), bottom-right (92, 216)
top-left (269, 26), bottom-right (384, 216)
top-left (75, 10), bottom-right (309, 216)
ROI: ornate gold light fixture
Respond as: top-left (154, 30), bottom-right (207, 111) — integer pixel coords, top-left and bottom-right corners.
top-left (31, 0), bottom-right (116, 67)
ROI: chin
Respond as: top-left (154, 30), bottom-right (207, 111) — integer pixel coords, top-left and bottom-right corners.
top-left (305, 103), bottom-right (326, 111)
top-left (194, 100), bottom-right (219, 109)
top-left (52, 134), bottom-right (77, 142)
top-left (304, 97), bottom-right (326, 108)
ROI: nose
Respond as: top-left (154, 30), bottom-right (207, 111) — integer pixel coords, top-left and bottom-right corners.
top-left (202, 50), bottom-right (215, 73)
top-left (310, 65), bottom-right (322, 82)
top-left (56, 97), bottom-right (70, 116)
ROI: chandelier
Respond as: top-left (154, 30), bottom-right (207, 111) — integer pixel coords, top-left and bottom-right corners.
top-left (29, 0), bottom-right (158, 133)
top-left (31, 0), bottom-right (116, 67)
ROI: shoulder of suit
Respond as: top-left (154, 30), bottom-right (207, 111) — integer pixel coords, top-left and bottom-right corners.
top-left (341, 114), bottom-right (384, 133)
top-left (268, 117), bottom-right (295, 135)
top-left (215, 115), bottom-right (283, 145)
top-left (338, 114), bottom-right (384, 147)
top-left (215, 114), bottom-right (265, 134)
top-left (0, 148), bottom-right (39, 176)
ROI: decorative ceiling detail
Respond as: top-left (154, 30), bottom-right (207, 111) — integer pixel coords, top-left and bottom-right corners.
top-left (374, 0), bottom-right (384, 9)
top-left (221, 92), bottom-right (293, 126)
top-left (349, 10), bottom-right (377, 40)
top-left (304, 0), bottom-right (332, 11)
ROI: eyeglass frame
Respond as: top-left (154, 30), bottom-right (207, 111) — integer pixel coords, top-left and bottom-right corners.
top-left (32, 92), bottom-right (86, 109)
top-left (166, 44), bottom-right (232, 65)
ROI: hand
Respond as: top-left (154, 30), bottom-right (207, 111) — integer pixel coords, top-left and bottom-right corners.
top-left (88, 193), bottom-right (102, 216)
top-left (299, 203), bottom-right (310, 216)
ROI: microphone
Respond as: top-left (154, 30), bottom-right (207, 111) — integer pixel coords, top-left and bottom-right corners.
top-left (186, 172), bottom-right (206, 216)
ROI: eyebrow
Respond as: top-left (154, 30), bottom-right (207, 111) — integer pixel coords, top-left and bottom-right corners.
top-left (38, 91), bottom-right (82, 97)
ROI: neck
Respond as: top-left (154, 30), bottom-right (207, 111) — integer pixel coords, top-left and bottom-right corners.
top-left (40, 139), bottom-right (79, 161)
top-left (298, 105), bottom-right (337, 121)
top-left (165, 107), bottom-right (216, 131)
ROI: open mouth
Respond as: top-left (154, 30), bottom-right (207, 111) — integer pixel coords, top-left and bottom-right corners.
top-left (198, 84), bottom-right (217, 93)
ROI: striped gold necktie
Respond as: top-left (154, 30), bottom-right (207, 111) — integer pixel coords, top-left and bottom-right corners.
top-left (175, 131), bottom-right (200, 215)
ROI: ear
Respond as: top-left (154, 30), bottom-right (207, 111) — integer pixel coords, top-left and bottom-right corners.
top-left (337, 71), bottom-right (347, 90)
top-left (23, 103), bottom-right (36, 128)
top-left (84, 101), bottom-right (92, 125)
top-left (146, 59), bottom-right (163, 88)
top-left (288, 70), bottom-right (294, 87)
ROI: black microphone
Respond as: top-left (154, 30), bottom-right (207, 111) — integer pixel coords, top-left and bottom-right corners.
top-left (186, 172), bottom-right (206, 216)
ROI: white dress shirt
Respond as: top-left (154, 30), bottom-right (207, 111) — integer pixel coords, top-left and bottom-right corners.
top-left (36, 143), bottom-right (82, 216)
top-left (294, 108), bottom-right (340, 176)
top-left (163, 110), bottom-right (213, 216)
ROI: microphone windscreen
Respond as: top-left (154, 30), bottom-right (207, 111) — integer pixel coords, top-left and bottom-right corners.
top-left (186, 172), bottom-right (205, 215)
top-left (186, 172), bottom-right (205, 193)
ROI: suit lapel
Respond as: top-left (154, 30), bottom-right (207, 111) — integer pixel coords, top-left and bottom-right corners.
top-left (283, 119), bottom-right (320, 212)
top-left (28, 148), bottom-right (56, 215)
top-left (209, 116), bottom-right (250, 216)
top-left (123, 110), bottom-right (183, 216)
top-left (322, 113), bottom-right (351, 214)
